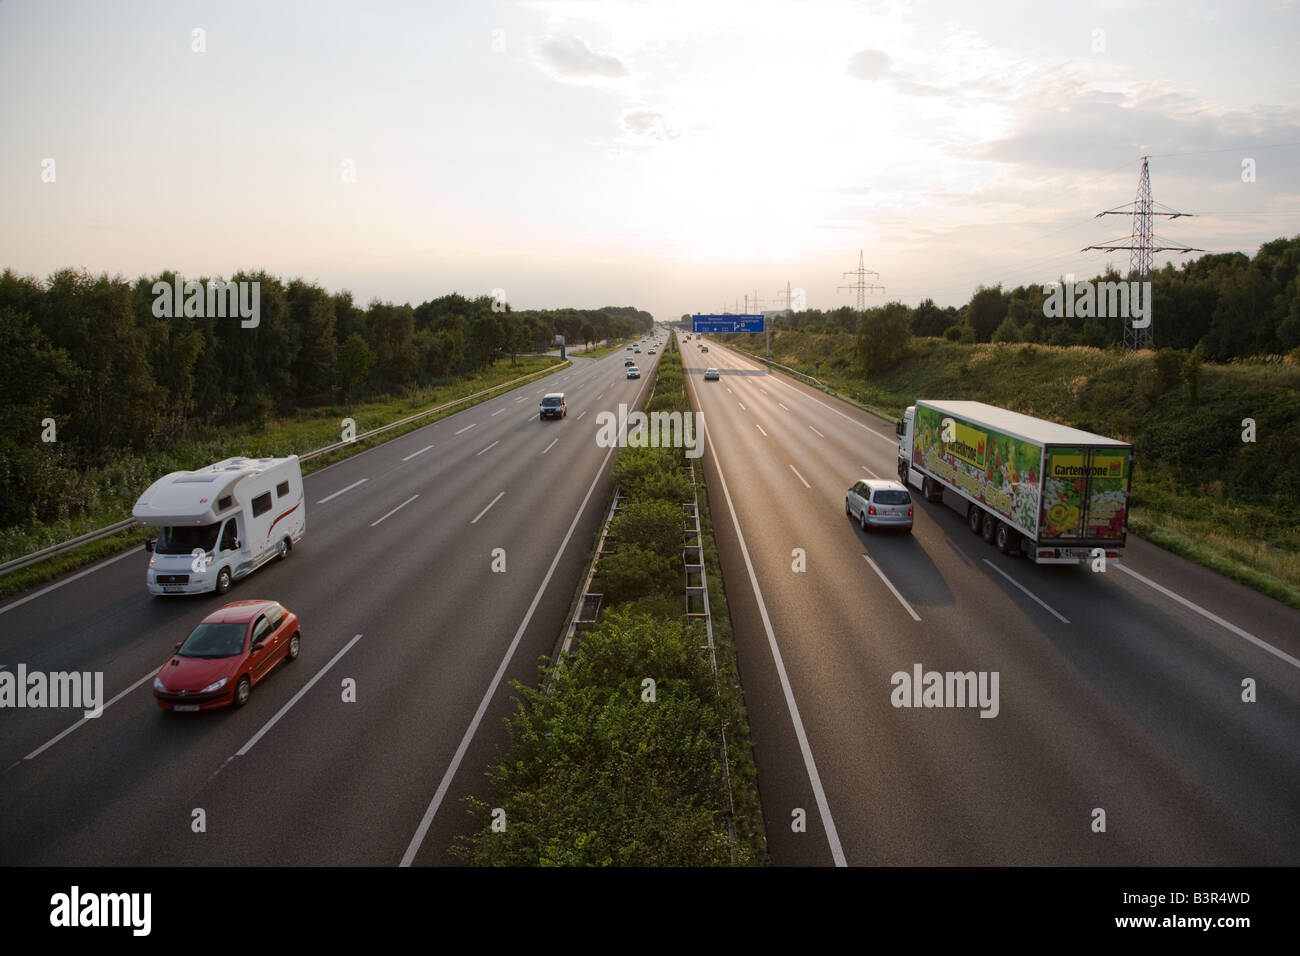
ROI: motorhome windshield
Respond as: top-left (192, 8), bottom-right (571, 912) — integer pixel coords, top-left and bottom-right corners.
top-left (155, 524), bottom-right (220, 555)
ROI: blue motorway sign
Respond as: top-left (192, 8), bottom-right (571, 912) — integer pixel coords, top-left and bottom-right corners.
top-left (692, 314), bottom-right (765, 333)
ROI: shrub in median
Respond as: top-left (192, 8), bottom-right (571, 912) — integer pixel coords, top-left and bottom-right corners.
top-left (453, 608), bottom-right (744, 866)
top-left (591, 544), bottom-right (679, 605)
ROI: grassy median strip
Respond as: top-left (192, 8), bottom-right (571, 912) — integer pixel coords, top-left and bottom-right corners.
top-left (0, 356), bottom-right (565, 601)
top-left (453, 344), bottom-right (768, 865)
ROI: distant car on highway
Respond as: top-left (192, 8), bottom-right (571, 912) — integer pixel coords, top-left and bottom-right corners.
top-left (846, 479), bottom-right (913, 533)
top-left (626, 366), bottom-right (640, 379)
top-left (539, 392), bottom-right (567, 419)
top-left (153, 600), bottom-right (300, 711)
top-left (704, 368), bottom-right (720, 380)
top-left (701, 345), bottom-right (709, 352)
top-left (648, 348), bottom-right (656, 354)
top-left (625, 358), bottom-right (635, 366)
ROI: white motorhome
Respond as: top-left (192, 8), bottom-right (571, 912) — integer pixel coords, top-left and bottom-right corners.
top-left (133, 456), bottom-right (306, 595)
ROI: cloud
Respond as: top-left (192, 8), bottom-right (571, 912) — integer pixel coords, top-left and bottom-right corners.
top-left (620, 109), bottom-right (679, 142)
top-left (538, 36), bottom-right (630, 79)
top-left (846, 49), bottom-right (891, 81)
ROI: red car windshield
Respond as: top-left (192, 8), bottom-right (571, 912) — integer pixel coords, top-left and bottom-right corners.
top-left (178, 622), bottom-right (247, 658)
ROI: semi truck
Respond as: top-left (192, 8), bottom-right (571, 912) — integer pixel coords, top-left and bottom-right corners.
top-left (896, 400), bottom-right (1132, 564)
top-left (133, 456), bottom-right (306, 595)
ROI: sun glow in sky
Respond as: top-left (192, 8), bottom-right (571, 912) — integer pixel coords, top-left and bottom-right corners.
top-left (2, 0), bottom-right (1298, 319)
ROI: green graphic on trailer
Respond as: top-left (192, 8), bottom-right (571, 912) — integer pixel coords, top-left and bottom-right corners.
top-left (1041, 447), bottom-right (1129, 540)
top-left (912, 406), bottom-right (1042, 536)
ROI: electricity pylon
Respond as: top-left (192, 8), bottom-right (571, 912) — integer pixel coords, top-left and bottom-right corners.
top-left (838, 250), bottom-right (884, 310)
top-left (1082, 156), bottom-right (1201, 350)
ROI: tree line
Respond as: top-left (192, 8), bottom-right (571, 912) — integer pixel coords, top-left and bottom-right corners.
top-left (764, 235), bottom-right (1300, 360)
top-left (0, 267), bottom-right (650, 526)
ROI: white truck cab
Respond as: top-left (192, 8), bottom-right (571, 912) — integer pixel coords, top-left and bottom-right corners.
top-left (133, 456), bottom-right (306, 595)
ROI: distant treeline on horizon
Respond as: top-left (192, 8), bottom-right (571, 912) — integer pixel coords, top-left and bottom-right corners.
top-left (728, 235), bottom-right (1300, 357)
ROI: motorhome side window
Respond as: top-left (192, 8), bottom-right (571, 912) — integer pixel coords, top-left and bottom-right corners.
top-left (218, 495), bottom-right (233, 511)
top-left (276, 481), bottom-right (289, 499)
top-left (252, 492), bottom-right (272, 518)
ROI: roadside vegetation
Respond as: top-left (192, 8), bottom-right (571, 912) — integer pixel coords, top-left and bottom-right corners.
top-left (454, 343), bottom-right (767, 866)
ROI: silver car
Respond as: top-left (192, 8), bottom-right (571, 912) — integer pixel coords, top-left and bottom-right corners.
top-left (846, 479), bottom-right (913, 533)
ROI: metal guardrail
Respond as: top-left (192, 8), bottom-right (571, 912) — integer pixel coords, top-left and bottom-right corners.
top-left (0, 361), bottom-right (569, 579)
top-left (751, 354), bottom-right (825, 388)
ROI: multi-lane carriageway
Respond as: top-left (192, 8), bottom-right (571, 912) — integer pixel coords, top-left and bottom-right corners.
top-left (1, 328), bottom-right (1297, 866)
top-left (685, 332), bottom-right (1298, 865)
top-left (0, 343), bottom-right (662, 866)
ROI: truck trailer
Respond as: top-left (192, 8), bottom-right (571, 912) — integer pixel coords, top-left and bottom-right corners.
top-left (133, 456), bottom-right (306, 595)
top-left (896, 400), bottom-right (1132, 564)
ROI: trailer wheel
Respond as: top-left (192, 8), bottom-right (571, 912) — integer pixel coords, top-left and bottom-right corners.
top-left (967, 504), bottom-right (983, 534)
top-left (982, 512), bottom-right (998, 544)
top-left (995, 521), bottom-right (1018, 554)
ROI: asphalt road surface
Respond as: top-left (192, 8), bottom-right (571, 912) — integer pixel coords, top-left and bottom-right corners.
top-left (0, 338), bottom-right (664, 865)
top-left (684, 332), bottom-right (1300, 865)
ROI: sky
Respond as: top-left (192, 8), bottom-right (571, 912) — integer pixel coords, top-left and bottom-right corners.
top-left (2, 0), bottom-right (1298, 321)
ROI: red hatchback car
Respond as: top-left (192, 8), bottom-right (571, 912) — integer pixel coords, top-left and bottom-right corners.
top-left (154, 600), bottom-right (300, 711)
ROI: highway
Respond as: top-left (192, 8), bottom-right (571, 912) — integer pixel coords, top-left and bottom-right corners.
top-left (683, 332), bottom-right (1300, 865)
top-left (0, 339), bottom-right (663, 865)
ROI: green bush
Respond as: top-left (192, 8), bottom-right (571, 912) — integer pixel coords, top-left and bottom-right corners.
top-left (453, 609), bottom-right (742, 866)
top-left (610, 499), bottom-right (683, 561)
top-left (613, 446), bottom-right (692, 502)
top-left (591, 545), bottom-right (679, 604)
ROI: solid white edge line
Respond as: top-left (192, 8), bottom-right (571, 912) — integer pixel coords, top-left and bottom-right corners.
top-left (400, 373), bottom-right (651, 866)
top-left (789, 464), bottom-right (811, 489)
top-left (0, 548), bottom-right (139, 617)
top-left (982, 559), bottom-right (1070, 624)
top-left (371, 495), bottom-right (419, 527)
top-left (24, 669), bottom-right (156, 760)
top-left (236, 634), bottom-right (363, 757)
top-left (476, 440), bottom-right (500, 457)
top-left (317, 478), bottom-right (368, 505)
top-left (716, 342), bottom-right (896, 444)
top-left (401, 445), bottom-right (435, 461)
top-left (470, 492), bottom-right (505, 524)
top-left (862, 554), bottom-right (922, 622)
top-left (694, 389), bottom-right (847, 866)
top-left (1116, 563), bottom-right (1300, 669)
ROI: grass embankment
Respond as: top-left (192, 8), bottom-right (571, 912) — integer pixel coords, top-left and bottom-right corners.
top-left (728, 331), bottom-right (1300, 609)
top-left (453, 346), bottom-right (767, 865)
top-left (0, 356), bottom-right (566, 600)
